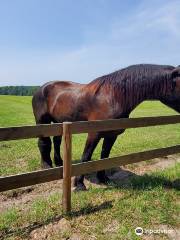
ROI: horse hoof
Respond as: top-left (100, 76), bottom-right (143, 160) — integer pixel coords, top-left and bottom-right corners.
top-left (41, 163), bottom-right (52, 169)
top-left (55, 163), bottom-right (63, 167)
top-left (54, 159), bottom-right (63, 167)
top-left (73, 184), bottom-right (87, 192)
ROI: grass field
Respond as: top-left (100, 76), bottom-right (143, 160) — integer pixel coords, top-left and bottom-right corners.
top-left (0, 95), bottom-right (179, 239)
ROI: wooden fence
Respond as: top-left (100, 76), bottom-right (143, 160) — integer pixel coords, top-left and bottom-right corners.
top-left (0, 115), bottom-right (180, 213)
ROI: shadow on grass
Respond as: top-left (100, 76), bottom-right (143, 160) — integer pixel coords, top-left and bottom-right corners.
top-left (115, 174), bottom-right (180, 191)
top-left (1, 201), bottom-right (113, 239)
top-left (69, 200), bottom-right (113, 217)
top-left (86, 167), bottom-right (180, 191)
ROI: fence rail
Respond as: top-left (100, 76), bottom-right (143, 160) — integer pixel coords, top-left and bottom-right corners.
top-left (0, 123), bottom-right (63, 141)
top-left (71, 115), bottom-right (180, 133)
top-left (1, 115), bottom-right (180, 141)
top-left (0, 115), bottom-right (180, 213)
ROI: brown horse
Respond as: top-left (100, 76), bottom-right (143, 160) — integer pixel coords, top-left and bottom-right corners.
top-left (32, 64), bottom-right (180, 191)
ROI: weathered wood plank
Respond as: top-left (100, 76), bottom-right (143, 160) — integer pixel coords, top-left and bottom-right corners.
top-left (0, 167), bottom-right (63, 192)
top-left (1, 145), bottom-right (179, 192)
top-left (71, 115), bottom-right (180, 134)
top-left (0, 123), bottom-right (63, 141)
top-left (0, 115), bottom-right (180, 141)
top-left (62, 122), bottom-right (72, 213)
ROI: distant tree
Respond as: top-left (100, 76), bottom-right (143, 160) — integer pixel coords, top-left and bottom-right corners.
top-left (0, 86), bottom-right (39, 96)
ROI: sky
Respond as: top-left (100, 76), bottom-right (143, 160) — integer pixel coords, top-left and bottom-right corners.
top-left (0, 0), bottom-right (180, 86)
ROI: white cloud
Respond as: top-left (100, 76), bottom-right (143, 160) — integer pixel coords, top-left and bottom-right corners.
top-left (111, 0), bottom-right (180, 40)
top-left (137, 0), bottom-right (180, 37)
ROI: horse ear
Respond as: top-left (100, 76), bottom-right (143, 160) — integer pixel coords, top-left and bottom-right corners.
top-left (171, 67), bottom-right (180, 80)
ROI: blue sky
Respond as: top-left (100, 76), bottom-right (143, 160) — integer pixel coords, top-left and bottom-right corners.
top-left (0, 0), bottom-right (180, 86)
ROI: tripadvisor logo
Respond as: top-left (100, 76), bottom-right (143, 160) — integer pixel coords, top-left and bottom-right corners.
top-left (135, 227), bottom-right (143, 236)
top-left (135, 227), bottom-right (173, 236)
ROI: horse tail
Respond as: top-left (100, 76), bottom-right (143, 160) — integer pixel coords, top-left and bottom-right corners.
top-left (32, 87), bottom-right (51, 124)
top-left (32, 86), bottom-right (54, 168)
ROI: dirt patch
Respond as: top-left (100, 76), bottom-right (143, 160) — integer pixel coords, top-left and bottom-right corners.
top-left (141, 225), bottom-right (180, 240)
top-left (158, 225), bottom-right (180, 240)
top-left (103, 220), bottom-right (119, 234)
top-left (109, 155), bottom-right (179, 182)
top-left (28, 217), bottom-right (96, 240)
top-left (29, 216), bottom-right (102, 240)
top-left (29, 218), bottom-right (72, 240)
top-left (128, 155), bottom-right (179, 175)
top-left (0, 180), bottom-right (63, 213)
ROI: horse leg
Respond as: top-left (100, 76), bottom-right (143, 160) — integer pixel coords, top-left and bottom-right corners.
top-left (97, 134), bottom-right (117, 183)
top-left (74, 133), bottom-right (101, 191)
top-left (38, 137), bottom-right (52, 168)
top-left (53, 136), bottom-right (63, 167)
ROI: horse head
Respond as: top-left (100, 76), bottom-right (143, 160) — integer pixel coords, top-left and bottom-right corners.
top-left (171, 66), bottom-right (180, 96)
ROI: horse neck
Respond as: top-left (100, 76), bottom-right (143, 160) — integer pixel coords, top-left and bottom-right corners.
top-left (116, 73), bottom-right (173, 113)
top-left (140, 74), bottom-right (172, 101)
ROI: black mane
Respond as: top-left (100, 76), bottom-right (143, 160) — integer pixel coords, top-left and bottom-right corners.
top-left (91, 64), bottom-right (174, 85)
top-left (89, 64), bottom-right (175, 99)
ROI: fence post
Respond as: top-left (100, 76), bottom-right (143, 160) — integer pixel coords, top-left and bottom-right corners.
top-left (62, 122), bottom-right (72, 214)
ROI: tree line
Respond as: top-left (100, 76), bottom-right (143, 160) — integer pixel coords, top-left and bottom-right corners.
top-left (0, 86), bottom-right (39, 96)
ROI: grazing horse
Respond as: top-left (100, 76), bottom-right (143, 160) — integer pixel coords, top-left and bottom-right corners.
top-left (32, 64), bottom-right (180, 191)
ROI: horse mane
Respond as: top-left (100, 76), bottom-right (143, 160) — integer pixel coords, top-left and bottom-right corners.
top-left (88, 64), bottom-right (175, 98)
